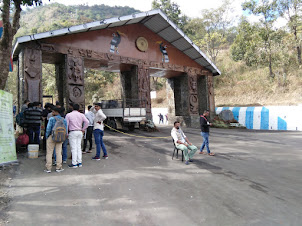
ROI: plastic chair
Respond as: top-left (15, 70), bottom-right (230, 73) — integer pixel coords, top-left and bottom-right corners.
top-left (172, 139), bottom-right (184, 162)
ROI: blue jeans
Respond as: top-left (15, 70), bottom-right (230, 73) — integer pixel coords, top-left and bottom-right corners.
top-left (53, 139), bottom-right (68, 162)
top-left (94, 129), bottom-right (107, 157)
top-left (200, 132), bottom-right (210, 153)
top-left (28, 126), bottom-right (40, 144)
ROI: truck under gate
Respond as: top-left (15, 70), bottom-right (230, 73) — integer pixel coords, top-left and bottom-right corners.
top-left (100, 99), bottom-right (147, 131)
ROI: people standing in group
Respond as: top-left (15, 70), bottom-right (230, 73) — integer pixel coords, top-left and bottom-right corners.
top-left (171, 121), bottom-right (197, 165)
top-left (65, 103), bottom-right (89, 168)
top-left (90, 103), bottom-right (108, 160)
top-left (83, 105), bottom-right (94, 154)
top-left (67, 102), bottom-right (74, 113)
top-left (52, 106), bottom-right (69, 165)
top-left (199, 110), bottom-right (215, 156)
top-left (42, 103), bottom-right (53, 151)
top-left (21, 99), bottom-right (30, 112)
top-left (44, 107), bottom-right (67, 173)
top-left (23, 102), bottom-right (43, 145)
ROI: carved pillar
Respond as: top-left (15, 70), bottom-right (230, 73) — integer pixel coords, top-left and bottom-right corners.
top-left (65, 55), bottom-right (85, 112)
top-left (188, 73), bottom-right (199, 115)
top-left (166, 78), bottom-right (176, 124)
top-left (172, 73), bottom-right (201, 128)
top-left (174, 73), bottom-right (189, 116)
top-left (207, 73), bottom-right (215, 119)
top-left (55, 61), bottom-right (65, 105)
top-left (137, 65), bottom-right (151, 119)
top-left (197, 75), bottom-right (208, 114)
top-left (22, 48), bottom-right (42, 103)
top-left (120, 66), bottom-right (139, 102)
top-left (18, 51), bottom-right (24, 112)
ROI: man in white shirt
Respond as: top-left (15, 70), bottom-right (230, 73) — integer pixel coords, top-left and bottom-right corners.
top-left (171, 121), bottom-right (197, 165)
top-left (83, 105), bottom-right (95, 153)
top-left (90, 103), bottom-right (108, 160)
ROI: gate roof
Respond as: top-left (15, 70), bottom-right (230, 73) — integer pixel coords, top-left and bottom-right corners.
top-left (13, 9), bottom-right (220, 75)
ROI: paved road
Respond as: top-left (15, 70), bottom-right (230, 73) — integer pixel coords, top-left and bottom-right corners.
top-left (2, 126), bottom-right (302, 226)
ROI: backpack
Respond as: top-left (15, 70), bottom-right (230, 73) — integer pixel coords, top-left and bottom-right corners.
top-left (16, 112), bottom-right (25, 127)
top-left (51, 117), bottom-right (67, 142)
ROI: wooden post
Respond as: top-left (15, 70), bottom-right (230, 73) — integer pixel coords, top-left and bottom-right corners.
top-left (207, 73), bottom-right (215, 118)
top-left (65, 55), bottom-right (85, 112)
top-left (22, 48), bottom-right (42, 103)
top-left (137, 65), bottom-right (151, 119)
top-left (188, 73), bottom-right (199, 115)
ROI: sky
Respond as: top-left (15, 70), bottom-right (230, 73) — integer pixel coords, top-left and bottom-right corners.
top-left (43, 0), bottom-right (247, 19)
top-left (42, 0), bottom-right (286, 27)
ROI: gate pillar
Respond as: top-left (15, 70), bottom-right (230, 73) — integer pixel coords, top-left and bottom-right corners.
top-left (120, 65), bottom-right (152, 120)
top-left (20, 48), bottom-right (42, 104)
top-left (167, 73), bottom-right (202, 128)
top-left (207, 73), bottom-right (215, 119)
top-left (137, 65), bottom-right (151, 119)
top-left (64, 55), bottom-right (85, 112)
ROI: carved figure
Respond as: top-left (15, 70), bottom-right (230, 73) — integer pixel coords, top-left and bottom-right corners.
top-left (110, 31), bottom-right (126, 54)
top-left (68, 57), bottom-right (83, 82)
top-left (189, 94), bottom-right (198, 114)
top-left (156, 41), bottom-right (169, 63)
top-left (189, 75), bottom-right (197, 93)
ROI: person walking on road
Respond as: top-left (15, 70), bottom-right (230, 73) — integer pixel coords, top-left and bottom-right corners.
top-left (158, 113), bottom-right (164, 124)
top-left (83, 105), bottom-right (94, 153)
top-left (199, 110), bottom-right (215, 156)
top-left (65, 104), bottom-right (89, 168)
top-left (171, 121), bottom-right (197, 165)
top-left (90, 103), bottom-right (108, 160)
top-left (44, 107), bottom-right (67, 173)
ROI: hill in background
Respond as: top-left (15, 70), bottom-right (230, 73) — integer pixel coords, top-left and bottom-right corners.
top-left (7, 3), bottom-right (302, 108)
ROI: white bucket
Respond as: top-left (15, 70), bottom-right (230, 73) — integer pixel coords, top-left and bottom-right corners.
top-left (28, 144), bottom-right (39, 158)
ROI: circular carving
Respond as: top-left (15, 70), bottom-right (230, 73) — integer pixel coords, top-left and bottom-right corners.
top-left (136, 37), bottom-right (148, 52)
top-left (72, 87), bottom-right (82, 98)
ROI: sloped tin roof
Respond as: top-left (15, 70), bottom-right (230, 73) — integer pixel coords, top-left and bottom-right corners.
top-left (13, 9), bottom-right (221, 75)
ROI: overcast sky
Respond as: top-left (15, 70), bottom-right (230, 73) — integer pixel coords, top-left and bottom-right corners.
top-left (42, 0), bottom-right (286, 27)
top-left (44, 0), bottom-right (247, 18)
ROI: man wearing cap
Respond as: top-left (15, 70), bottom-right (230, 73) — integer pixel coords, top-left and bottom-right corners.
top-left (90, 103), bottom-right (108, 160)
top-left (65, 103), bottom-right (89, 168)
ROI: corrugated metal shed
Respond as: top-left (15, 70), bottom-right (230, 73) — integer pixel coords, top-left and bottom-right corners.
top-left (12, 9), bottom-right (221, 75)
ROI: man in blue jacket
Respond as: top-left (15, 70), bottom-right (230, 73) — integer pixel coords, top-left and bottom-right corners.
top-left (44, 107), bottom-right (67, 173)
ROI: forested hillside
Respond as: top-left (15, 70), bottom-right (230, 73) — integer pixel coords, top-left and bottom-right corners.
top-left (5, 1), bottom-right (302, 107)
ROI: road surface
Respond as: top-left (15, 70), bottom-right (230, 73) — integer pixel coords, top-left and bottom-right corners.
top-left (1, 126), bottom-right (302, 226)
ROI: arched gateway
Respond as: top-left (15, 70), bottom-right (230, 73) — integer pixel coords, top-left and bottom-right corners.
top-left (12, 9), bottom-right (221, 128)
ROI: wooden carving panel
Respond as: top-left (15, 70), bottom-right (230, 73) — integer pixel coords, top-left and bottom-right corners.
top-left (68, 85), bottom-right (85, 110)
top-left (66, 56), bottom-right (85, 111)
top-left (138, 67), bottom-right (151, 114)
top-left (188, 74), bottom-right (199, 115)
top-left (67, 57), bottom-right (84, 84)
top-left (24, 48), bottom-right (42, 102)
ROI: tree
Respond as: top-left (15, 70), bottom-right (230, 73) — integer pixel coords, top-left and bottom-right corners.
top-left (277, 0), bottom-right (302, 65)
top-left (151, 0), bottom-right (188, 29)
top-left (0, 0), bottom-right (46, 90)
top-left (194, 0), bottom-right (234, 63)
top-left (231, 18), bottom-right (261, 66)
top-left (242, 0), bottom-right (279, 78)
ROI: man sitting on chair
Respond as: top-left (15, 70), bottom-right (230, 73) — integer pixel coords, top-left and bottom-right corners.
top-left (171, 121), bottom-right (197, 165)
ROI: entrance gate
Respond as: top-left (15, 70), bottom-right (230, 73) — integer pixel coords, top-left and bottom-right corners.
top-left (13, 10), bottom-right (220, 127)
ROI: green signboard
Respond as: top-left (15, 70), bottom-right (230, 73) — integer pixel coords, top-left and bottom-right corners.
top-left (0, 90), bottom-right (17, 165)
